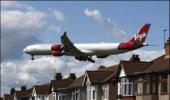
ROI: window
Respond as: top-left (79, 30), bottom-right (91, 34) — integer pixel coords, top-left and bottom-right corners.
top-left (150, 75), bottom-right (157, 94)
top-left (137, 82), bottom-right (143, 95)
top-left (90, 86), bottom-right (96, 100)
top-left (160, 74), bottom-right (168, 94)
top-left (72, 89), bottom-right (79, 100)
top-left (58, 93), bottom-right (69, 100)
top-left (143, 81), bottom-right (150, 95)
top-left (152, 82), bottom-right (156, 94)
top-left (92, 90), bottom-right (96, 99)
top-left (121, 78), bottom-right (133, 96)
top-left (102, 85), bottom-right (108, 100)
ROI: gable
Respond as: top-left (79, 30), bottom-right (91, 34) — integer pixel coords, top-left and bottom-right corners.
top-left (119, 65), bottom-right (126, 77)
top-left (82, 73), bottom-right (91, 86)
top-left (32, 88), bottom-right (36, 96)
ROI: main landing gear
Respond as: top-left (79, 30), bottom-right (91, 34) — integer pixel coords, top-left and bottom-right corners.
top-left (31, 55), bottom-right (34, 60)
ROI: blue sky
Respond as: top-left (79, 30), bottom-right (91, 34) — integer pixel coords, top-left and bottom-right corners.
top-left (22, 1), bottom-right (169, 50)
top-left (1, 1), bottom-right (169, 96)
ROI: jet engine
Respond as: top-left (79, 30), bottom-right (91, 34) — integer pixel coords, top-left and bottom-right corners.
top-left (51, 44), bottom-right (63, 56)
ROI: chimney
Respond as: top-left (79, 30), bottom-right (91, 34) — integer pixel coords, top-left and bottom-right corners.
top-left (130, 54), bottom-right (140, 62)
top-left (21, 86), bottom-right (26, 91)
top-left (165, 37), bottom-right (170, 58)
top-left (54, 73), bottom-right (62, 80)
top-left (98, 65), bottom-right (106, 70)
top-left (68, 73), bottom-right (76, 80)
top-left (10, 88), bottom-right (15, 95)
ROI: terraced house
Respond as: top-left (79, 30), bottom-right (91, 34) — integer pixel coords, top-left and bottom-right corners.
top-left (116, 38), bottom-right (170, 100)
top-left (3, 39), bottom-right (170, 100)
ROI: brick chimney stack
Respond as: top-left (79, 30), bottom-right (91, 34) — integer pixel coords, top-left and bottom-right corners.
top-left (68, 73), bottom-right (76, 80)
top-left (130, 54), bottom-right (140, 62)
top-left (98, 65), bottom-right (106, 70)
top-left (10, 88), bottom-right (15, 95)
top-left (55, 73), bottom-right (62, 80)
top-left (21, 86), bottom-right (26, 91)
top-left (165, 37), bottom-right (170, 58)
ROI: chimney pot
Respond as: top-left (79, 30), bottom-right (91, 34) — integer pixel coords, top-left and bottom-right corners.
top-left (68, 73), bottom-right (76, 80)
top-left (130, 54), bottom-right (140, 61)
top-left (98, 65), bottom-right (106, 70)
top-left (55, 73), bottom-right (62, 80)
top-left (21, 86), bottom-right (26, 91)
top-left (10, 88), bottom-right (15, 95)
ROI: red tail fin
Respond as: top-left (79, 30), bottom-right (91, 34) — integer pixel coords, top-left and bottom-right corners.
top-left (128, 24), bottom-right (151, 44)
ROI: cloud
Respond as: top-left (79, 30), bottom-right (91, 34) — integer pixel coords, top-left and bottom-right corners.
top-left (84, 8), bottom-right (103, 22)
top-left (53, 10), bottom-right (64, 21)
top-left (1, 2), bottom-right (66, 61)
top-left (1, 1), bottom-right (33, 10)
top-left (1, 57), bottom-right (79, 95)
top-left (84, 8), bottom-right (128, 38)
top-left (1, 9), bottom-right (47, 61)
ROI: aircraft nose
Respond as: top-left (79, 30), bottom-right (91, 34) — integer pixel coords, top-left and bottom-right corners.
top-left (23, 46), bottom-right (31, 54)
top-left (23, 48), bottom-right (27, 52)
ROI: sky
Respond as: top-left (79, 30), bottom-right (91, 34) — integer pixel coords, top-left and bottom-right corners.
top-left (1, 1), bottom-right (169, 96)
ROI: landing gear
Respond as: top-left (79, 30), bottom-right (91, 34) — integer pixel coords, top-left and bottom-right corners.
top-left (75, 56), bottom-right (95, 63)
top-left (87, 57), bottom-right (95, 63)
top-left (31, 55), bottom-right (34, 60)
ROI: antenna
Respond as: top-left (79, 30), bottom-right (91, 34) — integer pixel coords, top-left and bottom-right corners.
top-left (53, 68), bottom-right (56, 77)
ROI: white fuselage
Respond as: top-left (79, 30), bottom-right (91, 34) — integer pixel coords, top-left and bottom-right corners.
top-left (23, 43), bottom-right (130, 56)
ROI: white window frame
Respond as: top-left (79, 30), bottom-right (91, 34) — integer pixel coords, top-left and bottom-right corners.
top-left (91, 86), bottom-right (96, 100)
top-left (72, 89), bottom-right (80, 100)
top-left (102, 85), bottom-right (109, 100)
top-left (121, 78), bottom-right (133, 96)
top-left (58, 93), bottom-right (69, 100)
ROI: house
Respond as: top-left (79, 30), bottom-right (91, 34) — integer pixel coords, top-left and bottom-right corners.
top-left (13, 86), bottom-right (32, 100)
top-left (4, 94), bottom-right (14, 100)
top-left (32, 83), bottom-right (50, 100)
top-left (134, 38), bottom-right (170, 100)
top-left (116, 54), bottom-right (151, 100)
top-left (82, 65), bottom-right (118, 100)
top-left (49, 73), bottom-right (76, 100)
top-left (116, 38), bottom-right (170, 100)
top-left (3, 88), bottom-right (15, 100)
top-left (62, 75), bottom-right (86, 100)
top-left (0, 97), bottom-right (3, 100)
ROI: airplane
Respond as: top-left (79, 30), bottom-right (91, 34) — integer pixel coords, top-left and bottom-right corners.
top-left (23, 23), bottom-right (151, 63)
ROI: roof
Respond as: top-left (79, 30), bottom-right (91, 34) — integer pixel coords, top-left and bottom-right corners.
top-left (142, 55), bottom-right (170, 73)
top-left (119, 60), bottom-right (151, 75)
top-left (98, 65), bottom-right (118, 71)
top-left (34, 83), bottom-right (50, 95)
top-left (102, 66), bottom-right (119, 82)
top-left (66, 75), bottom-right (84, 89)
top-left (51, 79), bottom-right (74, 91)
top-left (15, 89), bottom-right (32, 99)
top-left (4, 94), bottom-right (13, 100)
top-left (85, 70), bottom-right (113, 84)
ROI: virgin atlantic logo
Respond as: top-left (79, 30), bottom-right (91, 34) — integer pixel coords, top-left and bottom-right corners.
top-left (134, 32), bottom-right (146, 41)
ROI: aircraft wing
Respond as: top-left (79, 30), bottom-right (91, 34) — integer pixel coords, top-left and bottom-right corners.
top-left (61, 32), bottom-right (95, 63)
